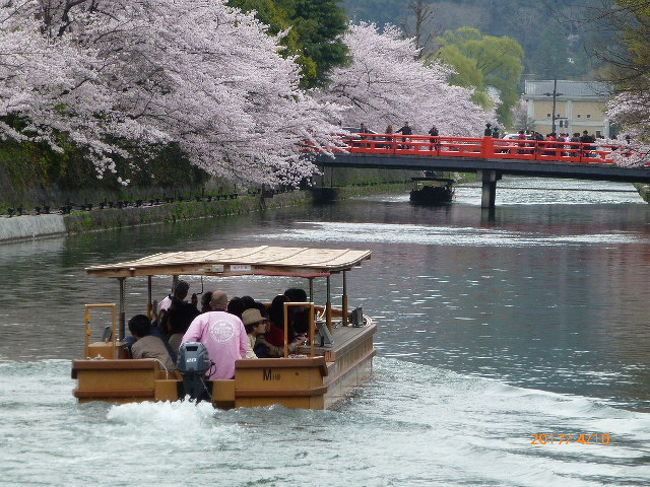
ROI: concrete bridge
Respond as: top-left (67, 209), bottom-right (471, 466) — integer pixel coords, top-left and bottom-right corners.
top-left (314, 134), bottom-right (650, 208)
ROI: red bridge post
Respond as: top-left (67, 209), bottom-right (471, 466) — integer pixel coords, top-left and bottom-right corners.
top-left (480, 136), bottom-right (495, 159)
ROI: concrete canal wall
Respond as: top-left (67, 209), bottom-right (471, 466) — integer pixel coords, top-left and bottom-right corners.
top-left (0, 182), bottom-right (411, 243)
top-left (0, 214), bottom-right (67, 241)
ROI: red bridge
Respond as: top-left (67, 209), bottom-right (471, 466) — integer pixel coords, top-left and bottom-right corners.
top-left (315, 133), bottom-right (650, 208)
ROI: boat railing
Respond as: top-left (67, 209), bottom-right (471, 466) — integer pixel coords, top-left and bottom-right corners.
top-left (84, 303), bottom-right (119, 359)
top-left (283, 301), bottom-right (316, 358)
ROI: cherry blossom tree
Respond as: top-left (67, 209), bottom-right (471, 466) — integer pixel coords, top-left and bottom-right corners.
top-left (0, 0), bottom-right (344, 186)
top-left (315, 22), bottom-right (488, 137)
top-left (605, 89), bottom-right (650, 167)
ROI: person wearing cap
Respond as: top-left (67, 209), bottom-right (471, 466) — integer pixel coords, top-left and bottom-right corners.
top-left (241, 308), bottom-right (268, 359)
top-left (181, 290), bottom-right (247, 380)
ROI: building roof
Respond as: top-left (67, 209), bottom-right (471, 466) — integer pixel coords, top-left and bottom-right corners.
top-left (524, 80), bottom-right (611, 99)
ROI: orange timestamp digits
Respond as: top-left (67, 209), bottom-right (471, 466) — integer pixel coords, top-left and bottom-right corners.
top-left (530, 433), bottom-right (611, 446)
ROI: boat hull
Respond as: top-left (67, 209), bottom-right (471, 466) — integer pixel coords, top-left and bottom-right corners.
top-left (71, 321), bottom-right (376, 409)
top-left (409, 185), bottom-right (454, 204)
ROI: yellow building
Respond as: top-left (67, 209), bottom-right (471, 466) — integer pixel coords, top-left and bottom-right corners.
top-left (523, 80), bottom-right (612, 137)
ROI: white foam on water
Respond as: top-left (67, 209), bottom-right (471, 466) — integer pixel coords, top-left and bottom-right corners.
top-left (355, 178), bottom-right (644, 206)
top-left (259, 221), bottom-right (650, 248)
top-left (1, 359), bottom-right (648, 486)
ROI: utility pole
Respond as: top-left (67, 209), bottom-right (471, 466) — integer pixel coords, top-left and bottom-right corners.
top-left (543, 79), bottom-right (563, 134)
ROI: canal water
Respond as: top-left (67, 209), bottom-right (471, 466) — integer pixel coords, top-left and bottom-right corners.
top-left (1, 177), bottom-right (649, 486)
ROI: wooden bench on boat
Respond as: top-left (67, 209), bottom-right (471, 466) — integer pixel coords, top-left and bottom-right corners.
top-left (72, 359), bottom-right (179, 402)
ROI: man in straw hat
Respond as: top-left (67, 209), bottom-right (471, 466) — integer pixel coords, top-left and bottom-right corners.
top-left (181, 290), bottom-right (247, 379)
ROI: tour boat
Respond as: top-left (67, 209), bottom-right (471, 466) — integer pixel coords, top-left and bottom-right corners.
top-left (71, 246), bottom-right (376, 409)
top-left (409, 177), bottom-right (455, 205)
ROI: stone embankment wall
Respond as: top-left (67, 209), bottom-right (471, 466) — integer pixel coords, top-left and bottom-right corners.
top-left (0, 182), bottom-right (411, 243)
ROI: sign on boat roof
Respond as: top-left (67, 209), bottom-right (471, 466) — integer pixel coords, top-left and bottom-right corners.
top-left (85, 246), bottom-right (372, 278)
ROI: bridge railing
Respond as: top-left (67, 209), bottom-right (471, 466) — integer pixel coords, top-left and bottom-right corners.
top-left (341, 133), bottom-right (642, 166)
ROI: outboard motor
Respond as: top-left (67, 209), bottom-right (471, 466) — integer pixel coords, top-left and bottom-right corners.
top-left (177, 342), bottom-right (211, 402)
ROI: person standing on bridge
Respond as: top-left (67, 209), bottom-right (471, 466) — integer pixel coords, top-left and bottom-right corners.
top-left (358, 122), bottom-right (370, 148)
top-left (580, 130), bottom-right (595, 157)
top-left (396, 122), bottom-right (412, 135)
top-left (570, 132), bottom-right (581, 157)
top-left (428, 125), bottom-right (439, 151)
top-left (384, 124), bottom-right (394, 149)
top-left (396, 122), bottom-right (413, 149)
top-left (517, 130), bottom-right (526, 154)
top-left (484, 123), bottom-right (492, 137)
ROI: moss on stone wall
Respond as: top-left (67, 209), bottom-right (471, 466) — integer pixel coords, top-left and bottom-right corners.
top-left (63, 191), bottom-right (311, 234)
top-left (0, 139), bottom-right (210, 210)
top-left (60, 181), bottom-right (421, 235)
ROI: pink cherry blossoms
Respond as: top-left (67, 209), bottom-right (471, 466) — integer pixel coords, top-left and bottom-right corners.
top-left (316, 23), bottom-right (488, 136)
top-left (606, 87), bottom-right (650, 167)
top-left (1, 3), bottom-right (490, 186)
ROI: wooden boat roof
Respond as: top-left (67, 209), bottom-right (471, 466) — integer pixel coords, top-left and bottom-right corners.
top-left (85, 246), bottom-right (372, 278)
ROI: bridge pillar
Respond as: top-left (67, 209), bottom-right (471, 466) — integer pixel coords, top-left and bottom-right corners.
top-left (477, 170), bottom-right (501, 209)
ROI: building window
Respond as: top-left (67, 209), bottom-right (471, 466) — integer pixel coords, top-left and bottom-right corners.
top-left (577, 114), bottom-right (581, 118)
top-left (547, 113), bottom-right (551, 118)
top-left (586, 114), bottom-right (591, 118)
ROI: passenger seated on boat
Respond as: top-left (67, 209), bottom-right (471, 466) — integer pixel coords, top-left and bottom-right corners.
top-left (240, 297), bottom-right (269, 321)
top-left (200, 291), bottom-right (213, 313)
top-left (128, 314), bottom-right (176, 372)
top-left (156, 280), bottom-right (192, 320)
top-left (157, 292), bottom-right (172, 316)
top-left (254, 297), bottom-right (305, 358)
top-left (254, 330), bottom-right (305, 358)
top-left (284, 288), bottom-right (309, 336)
top-left (227, 296), bottom-right (245, 318)
top-left (240, 295), bottom-right (257, 311)
top-left (242, 308), bottom-right (268, 359)
top-left (181, 290), bottom-right (247, 380)
top-left (266, 294), bottom-right (289, 347)
top-left (164, 280), bottom-right (200, 352)
top-left (284, 288), bottom-right (307, 302)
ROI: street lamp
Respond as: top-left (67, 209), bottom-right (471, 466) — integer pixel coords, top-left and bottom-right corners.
top-left (543, 79), bottom-right (564, 134)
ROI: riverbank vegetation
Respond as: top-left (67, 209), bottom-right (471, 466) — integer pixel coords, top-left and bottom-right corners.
top-left (343, 0), bottom-right (610, 80)
top-left (600, 2), bottom-right (650, 143)
top-left (428, 27), bottom-right (524, 128)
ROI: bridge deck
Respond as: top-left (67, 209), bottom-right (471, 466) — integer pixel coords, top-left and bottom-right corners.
top-left (315, 135), bottom-right (650, 183)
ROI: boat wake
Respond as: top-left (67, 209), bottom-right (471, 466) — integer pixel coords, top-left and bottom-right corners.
top-left (1, 359), bottom-right (648, 486)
